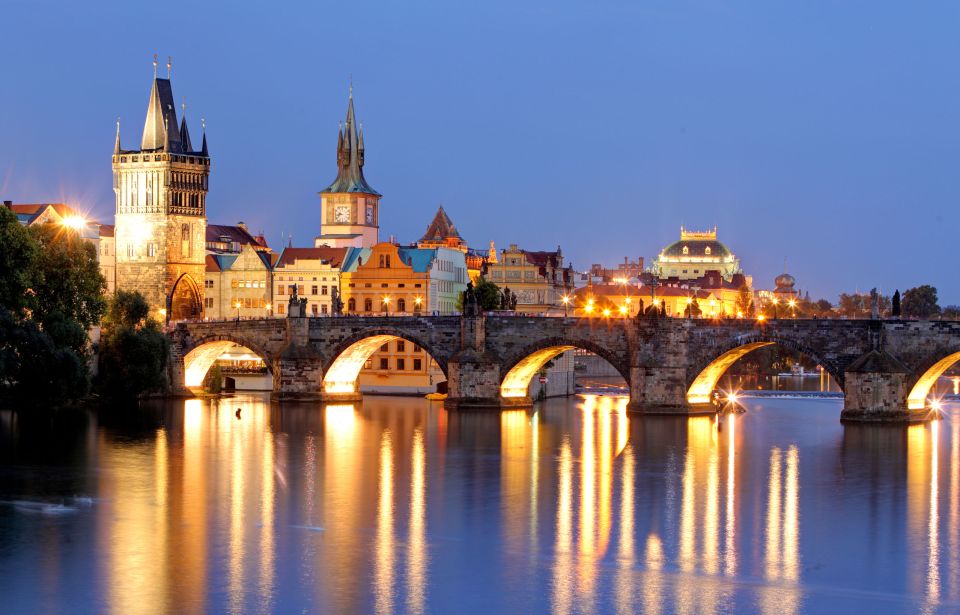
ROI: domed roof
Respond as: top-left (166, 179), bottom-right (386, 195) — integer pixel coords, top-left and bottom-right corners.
top-left (661, 238), bottom-right (732, 259)
top-left (775, 273), bottom-right (796, 289)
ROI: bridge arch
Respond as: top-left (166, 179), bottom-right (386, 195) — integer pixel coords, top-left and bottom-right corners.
top-left (322, 328), bottom-right (448, 396)
top-left (499, 337), bottom-right (630, 399)
top-left (906, 348), bottom-right (960, 410)
top-left (686, 335), bottom-right (844, 404)
top-left (182, 334), bottom-right (274, 388)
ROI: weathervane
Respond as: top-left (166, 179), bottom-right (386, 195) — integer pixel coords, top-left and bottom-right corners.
top-left (167, 56), bottom-right (172, 78)
top-left (153, 54), bottom-right (158, 78)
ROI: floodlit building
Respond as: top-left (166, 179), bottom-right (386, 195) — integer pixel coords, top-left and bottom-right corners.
top-left (483, 244), bottom-right (574, 313)
top-left (315, 88), bottom-right (381, 249)
top-left (272, 247), bottom-right (347, 316)
top-left (111, 63), bottom-right (210, 320)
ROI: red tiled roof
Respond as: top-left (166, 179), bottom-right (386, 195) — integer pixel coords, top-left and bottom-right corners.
top-left (276, 247), bottom-right (348, 268)
top-left (205, 255), bottom-right (222, 273)
top-left (6, 203), bottom-right (78, 218)
top-left (98, 224), bottom-right (115, 238)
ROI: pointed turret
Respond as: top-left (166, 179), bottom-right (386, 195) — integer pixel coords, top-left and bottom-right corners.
top-left (322, 88), bottom-right (379, 195)
top-left (179, 103), bottom-right (193, 153)
top-left (418, 206), bottom-right (466, 250)
top-left (114, 118), bottom-right (122, 155)
top-left (200, 118), bottom-right (208, 156)
top-left (141, 77), bottom-right (181, 151)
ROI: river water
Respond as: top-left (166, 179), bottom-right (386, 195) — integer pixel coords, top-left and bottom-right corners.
top-left (0, 394), bottom-right (958, 614)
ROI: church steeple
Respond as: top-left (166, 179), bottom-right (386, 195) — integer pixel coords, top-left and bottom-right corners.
top-left (141, 75), bottom-right (181, 151)
top-left (179, 101), bottom-right (193, 153)
top-left (322, 87), bottom-right (380, 195)
top-left (114, 118), bottom-right (121, 155)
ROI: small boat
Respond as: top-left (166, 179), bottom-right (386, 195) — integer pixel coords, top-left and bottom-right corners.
top-left (425, 392), bottom-right (447, 401)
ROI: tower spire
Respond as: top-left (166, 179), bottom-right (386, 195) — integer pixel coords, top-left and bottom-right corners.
top-left (179, 98), bottom-right (193, 152)
top-left (153, 54), bottom-right (158, 78)
top-left (114, 117), bottom-right (121, 155)
top-left (200, 118), bottom-right (208, 156)
top-left (320, 84), bottom-right (379, 196)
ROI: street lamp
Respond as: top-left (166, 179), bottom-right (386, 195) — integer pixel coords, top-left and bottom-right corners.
top-left (382, 296), bottom-right (391, 315)
top-left (602, 308), bottom-right (611, 318)
top-left (619, 304), bottom-right (628, 316)
top-left (771, 297), bottom-right (779, 319)
top-left (788, 298), bottom-right (797, 318)
top-left (414, 296), bottom-right (423, 312)
top-left (585, 299), bottom-right (595, 316)
top-left (235, 301), bottom-right (241, 322)
top-left (265, 302), bottom-right (272, 318)
top-left (61, 215), bottom-right (87, 231)
top-left (561, 294), bottom-right (571, 317)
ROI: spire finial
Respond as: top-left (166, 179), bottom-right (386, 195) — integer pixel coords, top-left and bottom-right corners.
top-left (167, 56), bottom-right (172, 79)
top-left (201, 117), bottom-right (206, 132)
top-left (181, 97), bottom-right (186, 115)
top-left (116, 116), bottom-right (121, 136)
top-left (153, 54), bottom-right (158, 78)
top-left (349, 74), bottom-right (353, 98)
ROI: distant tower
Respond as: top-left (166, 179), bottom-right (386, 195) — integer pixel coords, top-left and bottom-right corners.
top-left (112, 62), bottom-right (209, 320)
top-left (315, 86), bottom-right (381, 248)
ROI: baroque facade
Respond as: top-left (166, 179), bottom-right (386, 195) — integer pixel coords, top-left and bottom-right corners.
top-left (112, 67), bottom-right (210, 320)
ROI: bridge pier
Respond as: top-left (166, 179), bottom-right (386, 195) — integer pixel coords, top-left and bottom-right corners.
top-left (443, 350), bottom-right (503, 410)
top-left (840, 350), bottom-right (928, 423)
top-left (627, 365), bottom-right (711, 415)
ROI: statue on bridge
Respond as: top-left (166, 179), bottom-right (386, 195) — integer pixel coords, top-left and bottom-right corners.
top-left (499, 287), bottom-right (518, 311)
top-left (287, 284), bottom-right (308, 318)
top-left (463, 281), bottom-right (480, 317)
top-left (331, 286), bottom-right (344, 316)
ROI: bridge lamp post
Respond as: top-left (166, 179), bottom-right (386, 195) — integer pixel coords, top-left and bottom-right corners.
top-left (382, 296), bottom-right (391, 316)
top-left (788, 299), bottom-right (797, 318)
top-left (265, 302), bottom-right (272, 318)
top-left (414, 296), bottom-right (423, 312)
top-left (602, 307), bottom-right (611, 318)
top-left (771, 297), bottom-right (779, 319)
top-left (235, 301), bottom-right (241, 322)
top-left (585, 300), bottom-right (595, 316)
top-left (561, 294), bottom-right (571, 317)
top-left (619, 304), bottom-right (628, 317)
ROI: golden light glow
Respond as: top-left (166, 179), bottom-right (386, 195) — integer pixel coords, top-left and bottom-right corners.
top-left (382, 296), bottom-right (391, 305)
top-left (414, 296), bottom-right (423, 306)
top-left (618, 305), bottom-right (628, 316)
top-left (158, 307), bottom-right (167, 317)
top-left (129, 218), bottom-right (153, 243)
top-left (375, 430), bottom-right (394, 615)
top-left (602, 308), bottom-right (611, 317)
top-left (62, 215), bottom-right (87, 230)
top-left (500, 345), bottom-right (575, 397)
top-left (788, 299), bottom-right (797, 308)
top-left (757, 314), bottom-right (766, 322)
top-left (907, 352), bottom-right (960, 410)
top-left (184, 341), bottom-right (241, 387)
top-left (265, 303), bottom-right (271, 311)
top-left (561, 295), bottom-right (571, 305)
top-left (407, 429), bottom-right (427, 615)
top-left (686, 342), bottom-right (774, 404)
top-left (323, 334), bottom-right (405, 395)
top-left (584, 303), bottom-right (594, 314)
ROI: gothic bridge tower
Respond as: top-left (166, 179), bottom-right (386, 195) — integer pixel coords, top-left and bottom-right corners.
top-left (112, 58), bottom-right (209, 321)
top-left (315, 86), bottom-right (381, 248)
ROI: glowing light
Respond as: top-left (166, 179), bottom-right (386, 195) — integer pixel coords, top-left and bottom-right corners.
top-left (500, 345), bottom-right (575, 398)
top-left (158, 308), bottom-right (167, 317)
top-left (414, 296), bottom-right (422, 306)
top-left (907, 352), bottom-right (960, 410)
top-left (323, 334), bottom-right (404, 394)
top-left (62, 215), bottom-right (87, 230)
top-left (757, 314), bottom-right (766, 322)
top-left (382, 296), bottom-right (391, 305)
top-left (624, 297), bottom-right (631, 305)
top-left (736, 311), bottom-right (744, 318)
top-left (602, 308), bottom-right (611, 317)
top-left (265, 303), bottom-right (271, 311)
top-left (561, 295), bottom-right (571, 305)
top-left (129, 218), bottom-right (153, 243)
top-left (618, 305), bottom-right (628, 316)
top-left (687, 341), bottom-right (774, 404)
top-left (584, 303), bottom-right (594, 315)
top-left (727, 392), bottom-right (739, 404)
top-left (686, 297), bottom-right (693, 305)
top-left (788, 299), bottom-right (797, 308)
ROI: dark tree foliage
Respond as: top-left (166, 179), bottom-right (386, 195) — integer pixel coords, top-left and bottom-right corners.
top-left (0, 207), bottom-right (40, 316)
top-left (941, 305), bottom-right (960, 321)
top-left (684, 298), bottom-right (703, 318)
top-left (735, 285), bottom-right (754, 317)
top-left (891, 290), bottom-right (901, 317)
top-left (28, 223), bottom-right (106, 333)
top-left (97, 291), bottom-right (169, 402)
top-left (0, 307), bottom-right (88, 407)
top-left (901, 285), bottom-right (940, 319)
top-left (457, 278), bottom-right (502, 312)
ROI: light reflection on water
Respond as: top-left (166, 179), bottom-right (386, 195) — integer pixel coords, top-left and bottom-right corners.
top-left (0, 395), bottom-right (959, 613)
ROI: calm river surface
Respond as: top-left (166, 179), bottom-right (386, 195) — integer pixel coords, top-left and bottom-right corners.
top-left (1, 394), bottom-right (958, 614)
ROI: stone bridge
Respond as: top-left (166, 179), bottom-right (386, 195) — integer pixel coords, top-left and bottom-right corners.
top-left (167, 314), bottom-right (960, 422)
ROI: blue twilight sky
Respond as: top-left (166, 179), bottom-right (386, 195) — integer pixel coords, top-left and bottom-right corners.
top-left (2, 0), bottom-right (959, 303)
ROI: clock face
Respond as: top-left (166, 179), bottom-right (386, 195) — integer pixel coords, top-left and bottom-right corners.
top-left (334, 205), bottom-right (350, 223)
top-left (366, 205), bottom-right (374, 224)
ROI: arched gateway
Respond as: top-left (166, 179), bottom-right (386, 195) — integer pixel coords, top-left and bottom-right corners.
top-left (166, 315), bottom-right (960, 422)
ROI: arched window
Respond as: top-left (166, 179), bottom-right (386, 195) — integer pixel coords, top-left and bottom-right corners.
top-left (705, 246), bottom-right (712, 255)
top-left (397, 298), bottom-right (406, 312)
top-left (364, 298), bottom-right (373, 312)
top-left (682, 246), bottom-right (689, 255)
top-left (348, 298), bottom-right (356, 312)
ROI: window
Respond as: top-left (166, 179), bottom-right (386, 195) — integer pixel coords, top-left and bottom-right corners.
top-left (181, 224), bottom-right (191, 257)
top-left (231, 280), bottom-right (239, 289)
top-left (278, 303), bottom-right (285, 314)
top-left (398, 283), bottom-right (405, 288)
top-left (413, 358), bottom-right (422, 371)
top-left (379, 358), bottom-right (389, 370)
top-left (148, 243), bottom-right (156, 257)
top-left (311, 304), bottom-right (318, 315)
top-left (321, 286), bottom-right (328, 296)
top-left (298, 285), bottom-right (305, 295)
top-left (397, 298), bottom-right (406, 312)
top-left (127, 243), bottom-right (134, 258)
top-left (381, 283), bottom-right (388, 288)
top-left (278, 285), bottom-right (285, 295)
top-left (705, 247), bottom-right (712, 255)
top-left (415, 284), bottom-right (422, 288)
top-left (397, 358), bottom-right (405, 370)
top-left (205, 297), bottom-right (214, 308)
top-left (682, 246), bottom-right (689, 255)
top-left (311, 285), bottom-right (318, 295)
top-left (364, 299), bottom-right (373, 312)
top-left (348, 298), bottom-right (356, 311)
top-left (381, 343), bottom-right (389, 352)
top-left (364, 359), bottom-right (372, 369)
top-left (321, 304), bottom-right (328, 314)
top-left (413, 344), bottom-right (422, 353)
top-left (397, 341), bottom-right (406, 352)
top-left (379, 254), bottom-right (391, 268)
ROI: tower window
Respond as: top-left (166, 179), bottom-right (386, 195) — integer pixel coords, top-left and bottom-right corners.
top-left (181, 224), bottom-right (191, 257)
top-left (682, 246), bottom-right (689, 255)
top-left (705, 247), bottom-right (712, 255)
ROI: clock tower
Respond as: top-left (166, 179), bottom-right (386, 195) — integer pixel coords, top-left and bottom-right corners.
top-left (315, 87), bottom-right (380, 248)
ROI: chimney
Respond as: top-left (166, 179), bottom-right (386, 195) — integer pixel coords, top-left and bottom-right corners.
top-left (237, 221), bottom-right (248, 232)
top-left (2, 200), bottom-right (11, 208)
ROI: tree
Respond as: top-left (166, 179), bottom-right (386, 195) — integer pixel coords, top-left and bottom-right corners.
top-left (891, 290), bottom-right (901, 317)
top-left (901, 285), bottom-right (940, 319)
top-left (28, 223), bottom-right (106, 334)
top-left (457, 278), bottom-right (502, 312)
top-left (837, 293), bottom-right (868, 318)
top-left (97, 291), bottom-right (169, 402)
top-left (0, 206), bottom-right (40, 316)
top-left (816, 299), bottom-right (833, 314)
top-left (735, 285), bottom-right (754, 317)
top-left (684, 298), bottom-right (702, 318)
top-left (941, 305), bottom-right (960, 321)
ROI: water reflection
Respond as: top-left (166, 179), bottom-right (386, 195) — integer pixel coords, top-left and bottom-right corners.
top-left (2, 396), bottom-right (960, 613)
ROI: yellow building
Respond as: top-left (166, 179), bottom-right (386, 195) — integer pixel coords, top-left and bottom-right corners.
top-left (272, 247), bottom-right (346, 317)
top-left (204, 245), bottom-right (274, 319)
top-left (483, 244), bottom-right (573, 313)
top-left (572, 284), bottom-right (728, 318)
